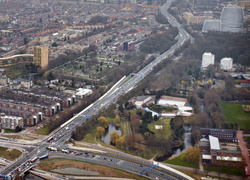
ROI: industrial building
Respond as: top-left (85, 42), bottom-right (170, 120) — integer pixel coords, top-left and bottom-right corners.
top-left (201, 52), bottom-right (215, 69)
top-left (220, 57), bottom-right (233, 71)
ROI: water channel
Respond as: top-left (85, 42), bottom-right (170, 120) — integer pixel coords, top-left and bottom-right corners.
top-left (101, 123), bottom-right (121, 145)
top-left (170, 125), bottom-right (193, 157)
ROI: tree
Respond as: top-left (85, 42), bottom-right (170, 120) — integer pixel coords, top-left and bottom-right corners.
top-left (97, 116), bottom-right (109, 128)
top-left (197, 80), bottom-right (202, 86)
top-left (130, 114), bottom-right (140, 134)
top-left (15, 125), bottom-right (22, 133)
top-left (51, 42), bottom-right (58, 47)
top-left (115, 136), bottom-right (124, 148)
top-left (114, 115), bottom-right (120, 124)
top-left (95, 126), bottom-right (105, 138)
top-left (118, 105), bottom-right (124, 113)
top-left (181, 147), bottom-right (201, 170)
top-left (204, 90), bottom-right (222, 113)
top-left (110, 131), bottom-right (120, 145)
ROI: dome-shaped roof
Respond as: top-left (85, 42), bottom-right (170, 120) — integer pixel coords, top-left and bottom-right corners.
top-left (202, 20), bottom-right (220, 33)
top-left (220, 6), bottom-right (244, 32)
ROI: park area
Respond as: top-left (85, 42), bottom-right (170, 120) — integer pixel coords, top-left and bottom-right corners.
top-left (222, 103), bottom-right (250, 129)
top-left (148, 118), bottom-right (171, 138)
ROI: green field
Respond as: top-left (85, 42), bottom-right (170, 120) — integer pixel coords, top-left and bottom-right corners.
top-left (82, 133), bottom-right (96, 144)
top-left (164, 153), bottom-right (196, 168)
top-left (148, 118), bottom-right (171, 138)
top-left (204, 165), bottom-right (245, 177)
top-left (33, 125), bottom-right (49, 135)
top-left (4, 129), bottom-right (16, 133)
top-left (222, 103), bottom-right (250, 129)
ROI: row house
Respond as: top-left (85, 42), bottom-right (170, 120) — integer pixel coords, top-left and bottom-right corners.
top-left (0, 100), bottom-right (42, 114)
top-left (0, 107), bottom-right (42, 126)
top-left (12, 89), bottom-right (75, 109)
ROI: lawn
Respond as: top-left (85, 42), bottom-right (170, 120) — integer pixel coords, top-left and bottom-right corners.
top-left (4, 129), bottom-right (16, 133)
top-left (221, 103), bottom-right (250, 129)
top-left (0, 146), bottom-right (22, 161)
top-left (148, 118), bottom-right (171, 138)
top-left (82, 133), bottom-right (96, 144)
top-left (164, 153), bottom-right (196, 168)
top-left (33, 125), bottom-right (49, 135)
top-left (204, 165), bottom-right (245, 177)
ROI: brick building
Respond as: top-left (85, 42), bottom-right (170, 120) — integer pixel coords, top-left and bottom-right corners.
top-left (199, 128), bottom-right (242, 165)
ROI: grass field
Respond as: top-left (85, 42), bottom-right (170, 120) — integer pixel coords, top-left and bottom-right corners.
top-left (0, 146), bottom-right (22, 161)
top-left (33, 125), bottom-right (49, 135)
top-left (164, 153), bottom-right (196, 168)
top-left (4, 129), bottom-right (16, 133)
top-left (82, 133), bottom-right (96, 144)
top-left (148, 118), bottom-right (171, 138)
top-left (221, 103), bottom-right (250, 129)
top-left (204, 165), bottom-right (245, 177)
top-left (38, 158), bottom-right (147, 179)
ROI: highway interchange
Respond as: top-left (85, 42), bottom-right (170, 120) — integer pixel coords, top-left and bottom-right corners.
top-left (0, 0), bottom-right (192, 179)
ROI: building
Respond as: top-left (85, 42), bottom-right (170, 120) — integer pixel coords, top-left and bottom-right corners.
top-left (199, 128), bottom-right (242, 165)
top-left (147, 15), bottom-right (157, 26)
top-left (75, 88), bottom-right (93, 99)
top-left (130, 96), bottom-right (154, 108)
top-left (183, 12), bottom-right (212, 25)
top-left (240, 74), bottom-right (250, 87)
top-left (0, 54), bottom-right (34, 67)
top-left (33, 46), bottom-right (48, 69)
top-left (200, 128), bottom-right (237, 142)
top-left (220, 6), bottom-right (244, 33)
top-left (0, 30), bottom-right (12, 37)
top-left (201, 52), bottom-right (215, 69)
top-left (220, 57), bottom-right (233, 70)
top-left (157, 95), bottom-right (193, 116)
top-left (202, 5), bottom-right (244, 33)
top-left (123, 42), bottom-right (128, 51)
top-left (0, 113), bottom-right (24, 130)
top-left (0, 75), bottom-right (8, 85)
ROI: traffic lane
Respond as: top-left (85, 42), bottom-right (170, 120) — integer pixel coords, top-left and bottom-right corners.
top-left (49, 152), bottom-right (173, 180)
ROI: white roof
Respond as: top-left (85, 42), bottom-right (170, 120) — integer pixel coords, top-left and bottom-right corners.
top-left (216, 156), bottom-right (242, 161)
top-left (75, 88), bottom-right (92, 96)
top-left (202, 155), bottom-right (212, 160)
top-left (157, 99), bottom-right (186, 107)
top-left (178, 106), bottom-right (193, 111)
top-left (155, 125), bottom-right (163, 129)
top-left (209, 135), bottom-right (220, 150)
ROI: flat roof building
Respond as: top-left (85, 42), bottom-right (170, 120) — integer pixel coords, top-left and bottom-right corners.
top-left (33, 46), bottom-right (48, 69)
top-left (220, 57), bottom-right (233, 71)
top-left (201, 52), bottom-right (215, 69)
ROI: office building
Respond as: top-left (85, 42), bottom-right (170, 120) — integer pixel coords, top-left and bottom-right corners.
top-left (220, 57), bottom-right (233, 70)
top-left (201, 52), bottom-right (215, 69)
top-left (202, 5), bottom-right (244, 33)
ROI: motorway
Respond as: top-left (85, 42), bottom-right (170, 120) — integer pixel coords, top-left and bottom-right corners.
top-left (0, 0), bottom-right (191, 179)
